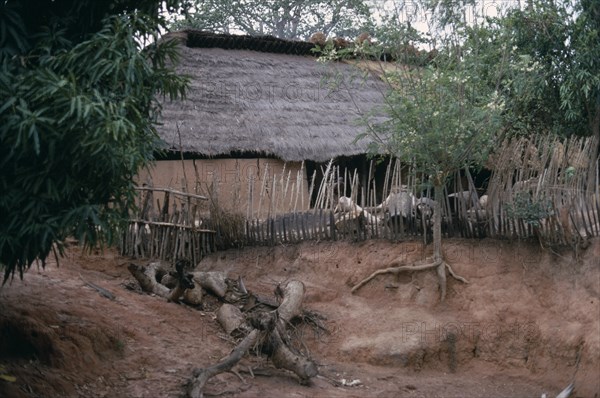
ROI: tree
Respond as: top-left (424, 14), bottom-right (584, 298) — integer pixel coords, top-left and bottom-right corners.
top-left (564, 0), bottom-right (600, 141)
top-left (0, 0), bottom-right (189, 281)
top-left (470, 0), bottom-right (600, 140)
top-left (358, 56), bottom-right (502, 300)
top-left (334, 1), bottom-right (505, 301)
top-left (324, 0), bottom-right (597, 300)
top-left (169, 0), bottom-right (372, 40)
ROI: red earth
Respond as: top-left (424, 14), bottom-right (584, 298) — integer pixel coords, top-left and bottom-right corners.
top-left (1, 238), bottom-right (599, 398)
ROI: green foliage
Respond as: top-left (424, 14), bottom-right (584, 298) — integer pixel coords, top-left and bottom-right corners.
top-left (346, 29), bottom-right (502, 185)
top-left (0, 365), bottom-right (16, 383)
top-left (363, 0), bottom-right (599, 141)
top-left (169, 0), bottom-right (372, 40)
top-left (314, 0), bottom-right (597, 178)
top-left (505, 192), bottom-right (554, 227)
top-left (0, 2), bottom-right (188, 281)
top-left (367, 60), bottom-right (501, 180)
top-left (471, 0), bottom-right (600, 138)
top-left (358, 0), bottom-right (599, 180)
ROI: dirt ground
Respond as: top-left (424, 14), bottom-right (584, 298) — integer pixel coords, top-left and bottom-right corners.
top-left (1, 238), bottom-right (599, 398)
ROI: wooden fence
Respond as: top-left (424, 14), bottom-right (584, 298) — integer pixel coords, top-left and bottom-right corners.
top-left (121, 186), bottom-right (216, 264)
top-left (237, 135), bottom-right (599, 248)
top-left (121, 134), bottom-right (599, 261)
top-left (485, 134), bottom-right (600, 246)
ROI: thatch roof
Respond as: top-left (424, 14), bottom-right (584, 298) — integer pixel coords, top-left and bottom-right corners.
top-left (157, 30), bottom-right (388, 162)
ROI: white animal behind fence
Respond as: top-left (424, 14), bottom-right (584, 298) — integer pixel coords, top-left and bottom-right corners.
top-left (334, 196), bottom-right (381, 225)
top-left (375, 185), bottom-right (416, 218)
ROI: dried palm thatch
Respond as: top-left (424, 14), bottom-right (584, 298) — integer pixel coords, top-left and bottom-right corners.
top-left (156, 30), bottom-right (388, 162)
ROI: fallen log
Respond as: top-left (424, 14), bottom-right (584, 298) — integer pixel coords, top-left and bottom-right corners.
top-left (191, 271), bottom-right (228, 298)
top-left (216, 304), bottom-right (248, 337)
top-left (127, 262), bottom-right (170, 298)
top-left (160, 273), bottom-right (178, 289)
top-left (127, 267), bottom-right (319, 396)
top-left (128, 260), bottom-right (197, 303)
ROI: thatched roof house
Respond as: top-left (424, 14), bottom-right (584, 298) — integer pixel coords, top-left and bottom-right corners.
top-left (142, 30), bottom-right (388, 214)
top-left (156, 30), bottom-right (387, 162)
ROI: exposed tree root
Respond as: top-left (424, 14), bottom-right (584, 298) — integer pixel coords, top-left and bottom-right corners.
top-left (187, 329), bottom-right (261, 398)
top-left (445, 262), bottom-right (469, 284)
top-left (351, 256), bottom-right (469, 302)
top-left (128, 263), bottom-right (319, 397)
top-left (264, 326), bottom-right (318, 384)
top-left (185, 280), bottom-right (317, 398)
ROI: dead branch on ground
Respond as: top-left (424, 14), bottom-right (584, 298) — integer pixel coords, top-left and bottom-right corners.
top-left (186, 281), bottom-right (318, 398)
top-left (127, 262), bottom-right (171, 297)
top-left (187, 329), bottom-right (261, 398)
top-left (127, 263), bottom-right (319, 398)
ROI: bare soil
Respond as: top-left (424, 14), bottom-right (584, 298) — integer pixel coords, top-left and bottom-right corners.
top-left (1, 238), bottom-right (599, 398)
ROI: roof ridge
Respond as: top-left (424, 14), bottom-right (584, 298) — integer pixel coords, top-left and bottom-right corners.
top-left (165, 30), bottom-right (318, 56)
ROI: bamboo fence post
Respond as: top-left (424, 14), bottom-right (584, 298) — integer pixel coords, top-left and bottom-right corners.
top-left (257, 162), bottom-right (270, 222)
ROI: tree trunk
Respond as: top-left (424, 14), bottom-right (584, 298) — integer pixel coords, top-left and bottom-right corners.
top-left (433, 183), bottom-right (447, 301)
top-left (433, 184), bottom-right (443, 262)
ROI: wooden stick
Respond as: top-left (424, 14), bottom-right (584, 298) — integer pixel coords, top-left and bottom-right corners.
top-left (135, 186), bottom-right (207, 201)
top-left (129, 220), bottom-right (215, 232)
top-left (257, 162), bottom-right (269, 220)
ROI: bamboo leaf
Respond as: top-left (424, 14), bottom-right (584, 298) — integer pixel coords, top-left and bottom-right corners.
top-left (0, 374), bottom-right (17, 383)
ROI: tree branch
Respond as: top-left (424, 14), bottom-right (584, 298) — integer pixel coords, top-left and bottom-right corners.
top-left (187, 329), bottom-right (261, 398)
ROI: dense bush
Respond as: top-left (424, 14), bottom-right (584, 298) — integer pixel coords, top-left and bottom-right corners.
top-left (0, 1), bottom-right (188, 280)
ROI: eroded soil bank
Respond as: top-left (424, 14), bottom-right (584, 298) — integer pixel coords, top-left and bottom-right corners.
top-left (1, 238), bottom-right (598, 397)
